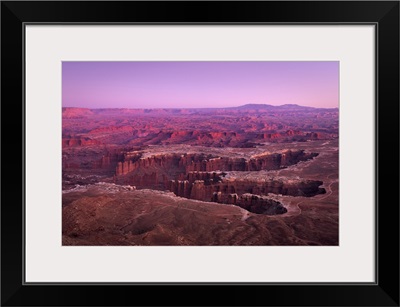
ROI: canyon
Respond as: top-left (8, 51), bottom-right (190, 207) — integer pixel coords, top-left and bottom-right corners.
top-left (62, 104), bottom-right (339, 245)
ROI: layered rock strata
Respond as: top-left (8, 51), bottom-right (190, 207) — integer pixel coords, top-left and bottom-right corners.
top-left (115, 150), bottom-right (318, 176)
top-left (113, 150), bottom-right (324, 215)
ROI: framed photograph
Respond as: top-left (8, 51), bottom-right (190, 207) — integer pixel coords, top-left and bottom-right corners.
top-left (1, 1), bottom-right (399, 306)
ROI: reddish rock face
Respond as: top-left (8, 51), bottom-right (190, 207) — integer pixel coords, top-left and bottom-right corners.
top-left (62, 107), bottom-right (94, 118)
top-left (115, 150), bottom-right (317, 177)
top-left (112, 150), bottom-right (324, 215)
top-left (170, 176), bottom-right (325, 204)
top-left (62, 136), bottom-right (102, 147)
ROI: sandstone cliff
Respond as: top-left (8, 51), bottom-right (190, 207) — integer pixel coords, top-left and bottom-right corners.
top-left (115, 150), bottom-right (318, 176)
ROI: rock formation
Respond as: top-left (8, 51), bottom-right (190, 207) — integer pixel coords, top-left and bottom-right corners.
top-left (112, 150), bottom-right (324, 215)
top-left (115, 150), bottom-right (318, 176)
top-left (62, 136), bottom-right (102, 147)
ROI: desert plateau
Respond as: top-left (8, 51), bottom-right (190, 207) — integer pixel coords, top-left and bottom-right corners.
top-left (62, 104), bottom-right (339, 245)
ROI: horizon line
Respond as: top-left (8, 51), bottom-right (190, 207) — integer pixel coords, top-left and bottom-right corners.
top-left (62, 103), bottom-right (339, 110)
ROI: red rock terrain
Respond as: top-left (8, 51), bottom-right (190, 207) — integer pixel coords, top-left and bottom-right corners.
top-left (62, 104), bottom-right (338, 146)
top-left (62, 104), bottom-right (339, 245)
top-left (62, 183), bottom-right (338, 246)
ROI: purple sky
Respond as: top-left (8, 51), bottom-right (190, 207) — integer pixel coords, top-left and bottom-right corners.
top-left (62, 61), bottom-right (339, 109)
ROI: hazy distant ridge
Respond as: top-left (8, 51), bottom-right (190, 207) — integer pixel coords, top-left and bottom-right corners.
top-left (229, 103), bottom-right (338, 111)
top-left (63, 103), bottom-right (338, 112)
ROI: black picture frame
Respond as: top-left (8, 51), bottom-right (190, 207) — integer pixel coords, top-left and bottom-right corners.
top-left (1, 1), bottom-right (399, 306)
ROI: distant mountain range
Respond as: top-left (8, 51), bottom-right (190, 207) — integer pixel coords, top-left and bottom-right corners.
top-left (63, 103), bottom-right (338, 112)
top-left (231, 104), bottom-right (338, 111)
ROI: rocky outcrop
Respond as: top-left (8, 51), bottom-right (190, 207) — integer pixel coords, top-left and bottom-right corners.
top-left (62, 149), bottom-right (125, 173)
top-left (166, 173), bottom-right (325, 215)
top-left (169, 176), bottom-right (325, 201)
top-left (168, 180), bottom-right (192, 199)
top-left (186, 171), bottom-right (224, 183)
top-left (176, 180), bottom-right (288, 215)
top-left (88, 125), bottom-right (134, 134)
top-left (62, 136), bottom-right (102, 147)
top-left (115, 150), bottom-right (318, 176)
top-left (111, 150), bottom-right (324, 215)
top-left (62, 107), bottom-right (93, 118)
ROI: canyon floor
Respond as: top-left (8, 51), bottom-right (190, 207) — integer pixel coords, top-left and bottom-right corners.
top-left (62, 105), bottom-right (339, 246)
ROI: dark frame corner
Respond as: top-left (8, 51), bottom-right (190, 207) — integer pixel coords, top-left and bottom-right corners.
top-left (1, 1), bottom-right (399, 306)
